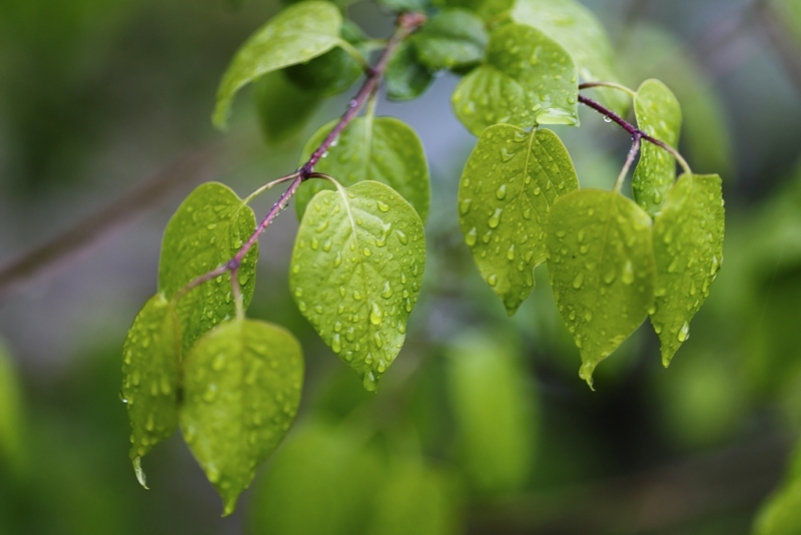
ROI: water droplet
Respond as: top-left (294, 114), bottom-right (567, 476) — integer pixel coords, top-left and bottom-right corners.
top-left (370, 303), bottom-right (383, 325)
top-left (507, 244), bottom-right (515, 260)
top-left (331, 334), bottom-right (342, 354)
top-left (495, 184), bottom-right (508, 200)
top-left (487, 274), bottom-right (498, 287)
top-left (488, 208), bottom-right (502, 229)
top-left (622, 260), bottom-right (634, 285)
top-left (377, 201), bottom-right (390, 212)
top-left (572, 273), bottom-right (584, 289)
top-left (212, 353), bottom-right (226, 371)
top-left (677, 322), bottom-right (690, 342)
top-left (465, 227), bottom-right (477, 247)
top-left (459, 199), bottom-right (472, 215)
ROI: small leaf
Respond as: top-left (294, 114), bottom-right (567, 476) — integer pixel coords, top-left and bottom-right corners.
top-left (253, 71), bottom-right (323, 145)
top-left (452, 23), bottom-right (578, 136)
top-left (290, 181), bottom-right (426, 391)
top-left (212, 1), bottom-right (343, 128)
top-left (180, 318), bottom-right (304, 516)
top-left (650, 174), bottom-right (724, 366)
top-left (754, 480), bottom-right (801, 535)
top-left (411, 9), bottom-right (487, 71)
top-left (0, 340), bottom-right (25, 474)
top-left (632, 79), bottom-right (682, 217)
top-left (121, 294), bottom-right (180, 482)
top-left (159, 182), bottom-right (258, 354)
top-left (459, 125), bottom-right (578, 314)
top-left (295, 117), bottom-right (430, 221)
top-left (547, 190), bottom-right (656, 387)
top-left (385, 41), bottom-right (435, 101)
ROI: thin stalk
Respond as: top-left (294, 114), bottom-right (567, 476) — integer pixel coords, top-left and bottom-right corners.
top-left (579, 81), bottom-right (638, 98)
top-left (615, 134), bottom-right (642, 192)
top-left (242, 173), bottom-right (298, 205)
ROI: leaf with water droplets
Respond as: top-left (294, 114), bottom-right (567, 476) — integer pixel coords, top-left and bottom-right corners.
top-left (121, 294), bottom-right (181, 487)
top-left (547, 190), bottom-right (656, 388)
top-left (180, 318), bottom-right (304, 516)
top-left (253, 71), bottom-right (323, 145)
top-left (295, 117), bottom-right (430, 221)
top-left (411, 9), bottom-right (487, 71)
top-left (632, 79), bottom-right (682, 217)
top-left (290, 181), bottom-right (426, 391)
top-left (212, 1), bottom-right (344, 128)
top-left (385, 41), bottom-right (434, 101)
top-left (511, 0), bottom-right (628, 115)
top-left (650, 174), bottom-right (724, 366)
top-left (159, 182), bottom-right (258, 354)
top-left (452, 23), bottom-right (578, 136)
top-left (459, 125), bottom-right (578, 314)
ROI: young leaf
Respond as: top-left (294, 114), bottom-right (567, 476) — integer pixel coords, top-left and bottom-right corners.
top-left (180, 318), bottom-right (304, 516)
top-left (212, 1), bottom-right (344, 128)
top-left (385, 41), bottom-right (435, 101)
top-left (459, 125), bottom-right (578, 314)
top-left (295, 117), bottom-right (431, 221)
top-left (289, 181), bottom-right (426, 391)
top-left (632, 79), bottom-right (682, 217)
top-left (650, 174), bottom-right (724, 366)
top-left (121, 294), bottom-right (180, 486)
top-left (158, 182), bottom-right (258, 354)
top-left (253, 71), bottom-right (323, 145)
top-left (511, 0), bottom-right (628, 115)
top-left (452, 23), bottom-right (578, 136)
top-left (411, 9), bottom-right (488, 71)
top-left (547, 190), bottom-right (656, 387)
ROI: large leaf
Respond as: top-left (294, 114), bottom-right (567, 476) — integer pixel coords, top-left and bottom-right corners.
top-left (411, 9), bottom-right (487, 71)
top-left (385, 42), bottom-right (435, 101)
top-left (511, 0), bottom-right (627, 114)
top-left (159, 182), bottom-right (258, 354)
top-left (253, 71), bottom-right (323, 145)
top-left (290, 181), bottom-right (426, 391)
top-left (212, 1), bottom-right (343, 128)
top-left (547, 190), bottom-right (656, 387)
top-left (632, 79), bottom-right (682, 217)
top-left (459, 125), bottom-right (578, 314)
top-left (650, 174), bottom-right (724, 366)
top-left (121, 294), bottom-right (180, 485)
top-left (295, 117), bottom-right (430, 221)
top-left (452, 23), bottom-right (578, 136)
top-left (180, 318), bottom-right (304, 516)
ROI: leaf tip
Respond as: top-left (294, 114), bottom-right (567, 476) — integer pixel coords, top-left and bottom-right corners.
top-left (578, 361), bottom-right (596, 391)
top-left (133, 456), bottom-right (149, 490)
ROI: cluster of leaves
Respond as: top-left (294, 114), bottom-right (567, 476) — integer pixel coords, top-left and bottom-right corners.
top-left (121, 0), bottom-right (726, 514)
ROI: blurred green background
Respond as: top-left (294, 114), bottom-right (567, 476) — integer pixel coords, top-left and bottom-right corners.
top-left (2, 0), bottom-right (801, 533)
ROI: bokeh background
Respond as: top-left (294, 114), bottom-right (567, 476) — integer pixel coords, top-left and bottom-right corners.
top-left (2, 0), bottom-right (801, 533)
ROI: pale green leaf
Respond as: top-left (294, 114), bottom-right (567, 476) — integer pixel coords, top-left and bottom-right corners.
top-left (253, 71), bottom-right (323, 145)
top-left (385, 42), bottom-right (434, 101)
top-left (445, 333), bottom-right (536, 494)
top-left (121, 294), bottom-right (180, 485)
top-left (212, 1), bottom-right (343, 128)
top-left (650, 174), bottom-right (724, 366)
top-left (452, 23), bottom-right (578, 136)
top-left (158, 182), bottom-right (258, 354)
top-left (180, 318), bottom-right (304, 516)
top-left (0, 340), bottom-right (25, 474)
top-left (459, 125), bottom-right (578, 314)
top-left (290, 181), bottom-right (426, 391)
top-left (411, 9), bottom-right (487, 71)
top-left (295, 117), bottom-right (430, 221)
top-left (754, 480), bottom-right (801, 535)
top-left (632, 79), bottom-right (682, 217)
top-left (547, 190), bottom-right (656, 387)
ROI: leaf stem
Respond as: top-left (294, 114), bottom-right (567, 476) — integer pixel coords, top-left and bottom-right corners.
top-left (579, 81), bottom-right (637, 98)
top-left (615, 134), bottom-right (642, 193)
top-left (242, 173), bottom-right (299, 205)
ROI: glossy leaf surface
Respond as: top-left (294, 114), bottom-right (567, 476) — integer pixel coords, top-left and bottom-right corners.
top-left (385, 41), bottom-right (434, 101)
top-left (290, 181), bottom-right (426, 391)
top-left (651, 174), bottom-right (724, 366)
top-left (254, 71), bottom-right (323, 145)
top-left (411, 9), bottom-right (487, 71)
top-left (547, 190), bottom-right (656, 387)
top-left (180, 319), bottom-right (303, 516)
top-left (452, 23), bottom-right (578, 136)
top-left (459, 125), bottom-right (578, 314)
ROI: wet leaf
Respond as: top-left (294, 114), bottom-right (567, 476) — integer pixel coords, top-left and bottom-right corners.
top-left (452, 23), bottom-right (578, 136)
top-left (547, 190), bottom-right (656, 387)
top-left (632, 79), bottom-right (682, 217)
top-left (459, 125), bottom-right (578, 314)
top-left (434, 0), bottom-right (512, 21)
top-left (180, 318), bottom-right (303, 516)
top-left (253, 71), bottom-right (323, 145)
top-left (650, 174), bottom-right (724, 366)
top-left (385, 41), bottom-right (435, 101)
top-left (213, 1), bottom-right (344, 128)
top-left (159, 182), bottom-right (258, 354)
top-left (295, 117), bottom-right (430, 221)
top-left (290, 181), bottom-right (426, 391)
top-left (411, 9), bottom-right (487, 71)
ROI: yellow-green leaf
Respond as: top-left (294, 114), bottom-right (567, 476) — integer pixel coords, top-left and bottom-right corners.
top-left (754, 480), bottom-right (801, 535)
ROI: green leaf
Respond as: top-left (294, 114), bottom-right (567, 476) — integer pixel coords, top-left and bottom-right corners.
top-left (511, 0), bottom-right (628, 115)
top-left (180, 318), bottom-right (304, 516)
top-left (212, 1), bottom-right (344, 128)
top-left (452, 23), bottom-right (578, 136)
top-left (546, 190), bottom-right (656, 387)
top-left (377, 0), bottom-right (431, 12)
top-left (385, 41), bottom-right (435, 101)
top-left (445, 333), bottom-right (536, 494)
top-left (121, 294), bottom-right (180, 486)
top-left (295, 117), bottom-right (431, 221)
top-left (632, 79), bottom-right (682, 217)
top-left (411, 9), bottom-right (487, 71)
top-left (0, 340), bottom-right (25, 474)
top-left (290, 181), bottom-right (426, 391)
top-left (754, 480), bottom-right (801, 535)
top-left (433, 0), bottom-right (512, 21)
top-left (158, 182), bottom-right (258, 354)
top-left (650, 174), bottom-right (724, 366)
top-left (459, 125), bottom-right (578, 314)
top-left (253, 71), bottom-right (323, 145)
